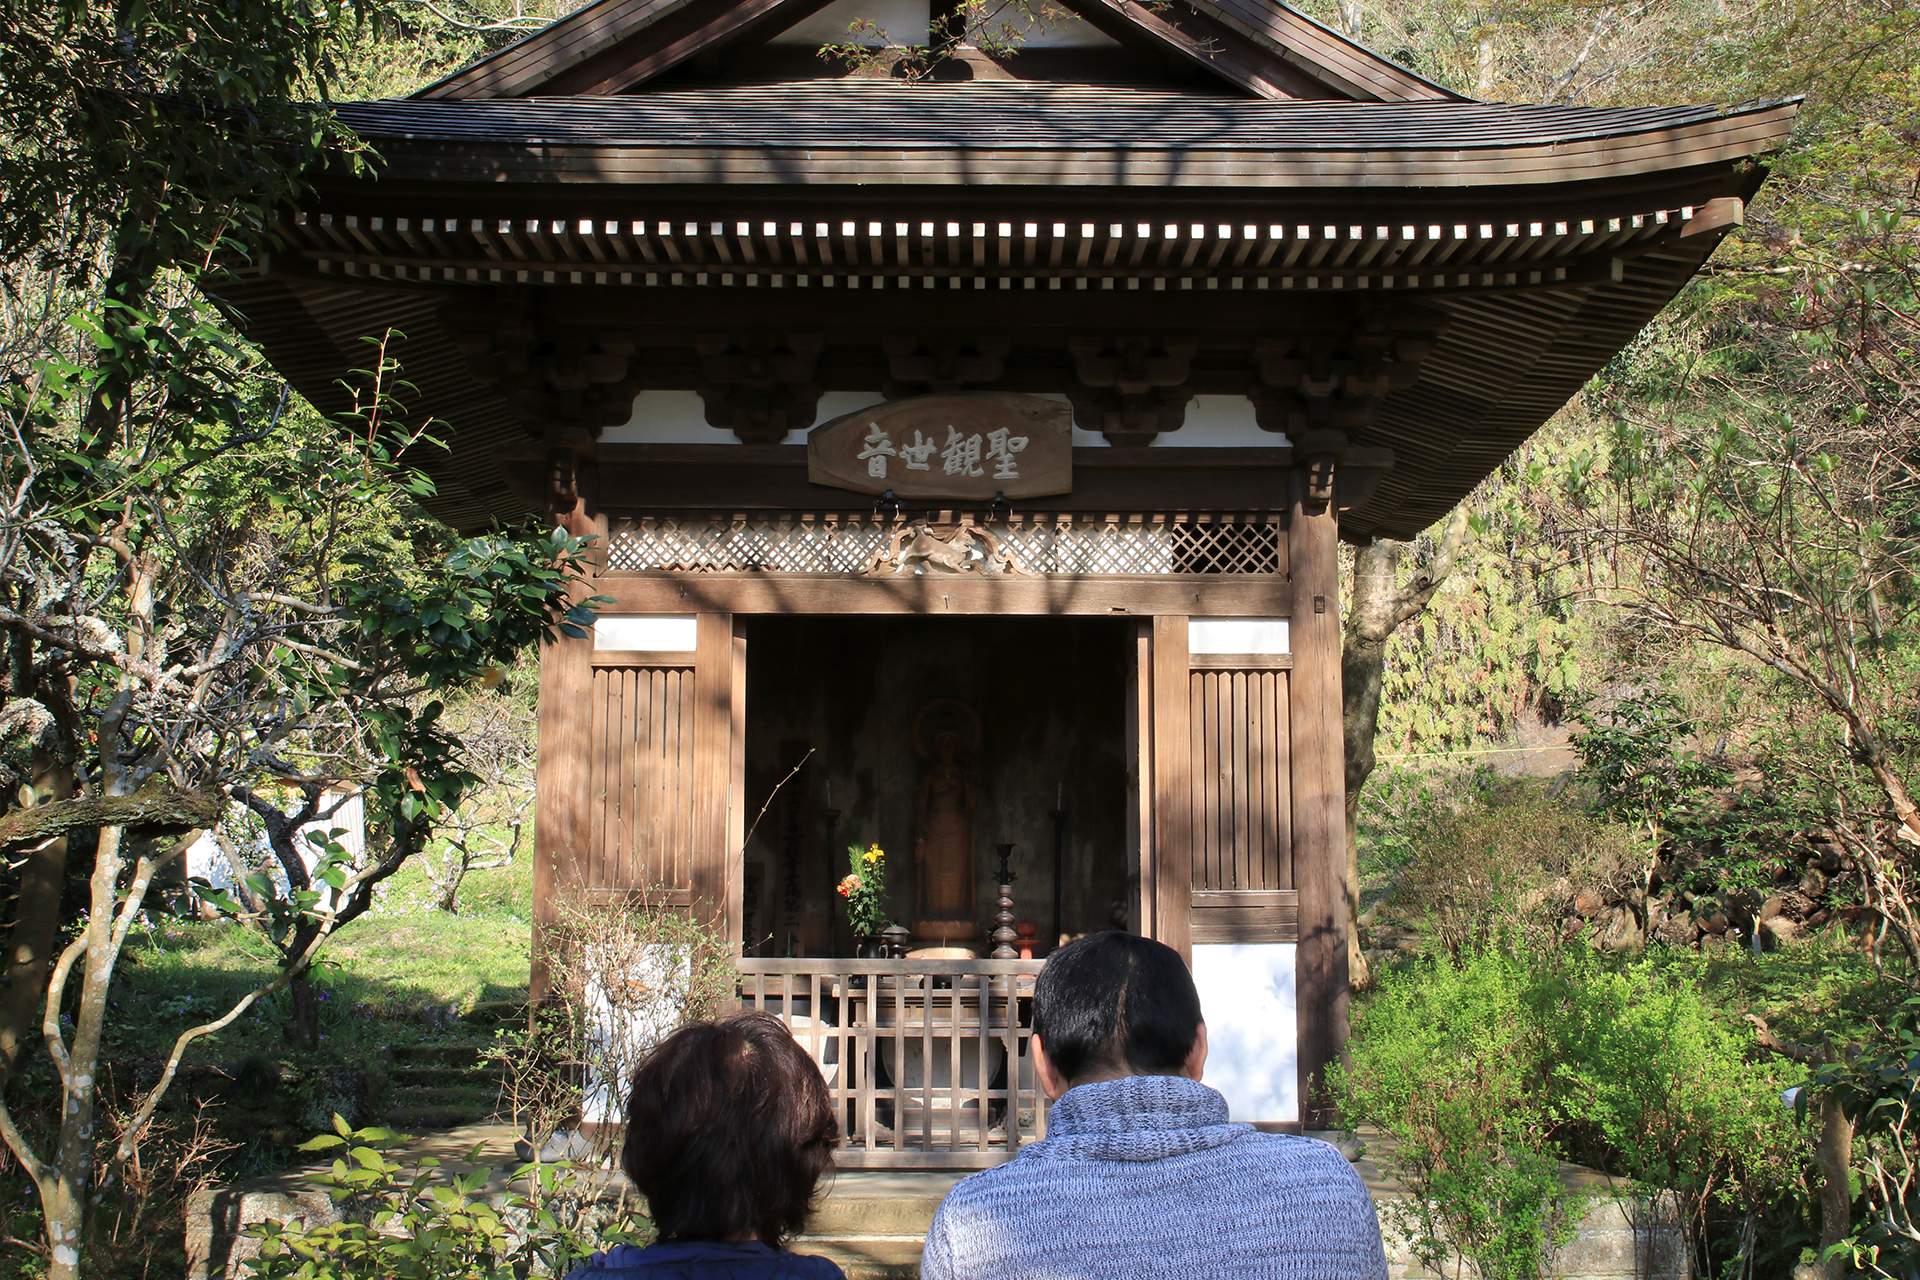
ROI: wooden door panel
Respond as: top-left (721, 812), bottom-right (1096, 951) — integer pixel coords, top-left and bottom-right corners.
top-left (588, 662), bottom-right (699, 899)
top-left (1145, 618), bottom-right (1298, 953)
top-left (1187, 667), bottom-right (1292, 893)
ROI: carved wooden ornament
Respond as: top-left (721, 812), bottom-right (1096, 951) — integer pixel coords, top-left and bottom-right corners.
top-left (807, 393), bottom-right (1072, 500)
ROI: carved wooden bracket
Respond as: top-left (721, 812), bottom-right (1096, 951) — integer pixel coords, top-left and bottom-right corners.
top-left (694, 332), bottom-right (824, 443)
top-left (1069, 335), bottom-right (1198, 393)
top-left (1294, 428), bottom-right (1347, 513)
top-left (881, 335), bottom-right (1011, 398)
top-left (1249, 309), bottom-right (1446, 437)
top-left (1064, 384), bottom-right (1196, 447)
top-left (444, 307), bottom-right (643, 435)
top-left (1066, 335), bottom-right (1199, 444)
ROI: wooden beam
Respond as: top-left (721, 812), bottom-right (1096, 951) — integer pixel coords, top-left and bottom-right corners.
top-left (592, 574), bottom-right (1293, 617)
top-left (542, 0), bottom-right (841, 95)
top-left (1150, 615), bottom-right (1193, 960)
top-left (496, 444), bottom-right (1391, 517)
top-left (1129, 620), bottom-right (1151, 941)
top-left (691, 611), bottom-right (734, 930)
top-left (727, 615), bottom-right (749, 954)
top-left (1051, 0), bottom-right (1342, 100)
top-left (1288, 466), bottom-right (1346, 1126)
top-left (531, 451), bottom-right (605, 1001)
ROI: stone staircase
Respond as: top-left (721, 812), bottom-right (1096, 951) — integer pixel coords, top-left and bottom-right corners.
top-left (377, 999), bottom-right (520, 1131)
top-left (792, 1172), bottom-right (963, 1280)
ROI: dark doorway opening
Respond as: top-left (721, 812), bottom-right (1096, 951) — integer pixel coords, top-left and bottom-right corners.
top-left (741, 615), bottom-right (1132, 958)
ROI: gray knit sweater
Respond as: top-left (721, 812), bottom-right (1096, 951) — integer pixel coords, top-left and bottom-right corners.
top-left (920, 1075), bottom-right (1389, 1280)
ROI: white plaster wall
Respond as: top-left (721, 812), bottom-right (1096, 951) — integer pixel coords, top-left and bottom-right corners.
top-left (601, 390), bottom-right (1290, 449)
top-left (593, 613), bottom-right (699, 650)
top-left (601, 389), bottom-right (875, 446)
top-left (770, 0), bottom-right (929, 44)
top-left (969, 10), bottom-right (1117, 46)
top-left (766, 0), bottom-right (1115, 46)
top-left (1192, 942), bottom-right (1299, 1124)
top-left (1189, 617), bottom-right (1291, 655)
top-left (183, 792), bottom-right (365, 909)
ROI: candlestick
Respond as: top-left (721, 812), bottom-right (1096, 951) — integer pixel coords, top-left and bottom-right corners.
top-left (820, 807), bottom-right (842, 957)
top-left (991, 843), bottom-right (1019, 960)
top-left (1049, 807), bottom-right (1067, 955)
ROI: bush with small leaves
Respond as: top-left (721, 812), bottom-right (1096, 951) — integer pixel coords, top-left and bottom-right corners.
top-left (244, 1116), bottom-right (650, 1280)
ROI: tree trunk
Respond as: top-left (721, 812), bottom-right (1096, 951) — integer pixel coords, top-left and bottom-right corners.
top-left (286, 973), bottom-right (320, 1051)
top-left (43, 822), bottom-right (126, 1280)
top-left (1340, 510), bottom-right (1471, 992)
top-left (1, 752), bottom-right (74, 1079)
top-left (1341, 540), bottom-right (1402, 991)
top-left (1815, 1094), bottom-right (1853, 1280)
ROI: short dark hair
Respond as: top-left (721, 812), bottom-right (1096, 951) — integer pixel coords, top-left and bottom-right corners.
top-left (1032, 931), bottom-right (1204, 1083)
top-left (621, 1011), bottom-right (839, 1245)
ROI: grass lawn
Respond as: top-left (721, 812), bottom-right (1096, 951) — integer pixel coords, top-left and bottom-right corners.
top-left (103, 851), bottom-right (535, 1065)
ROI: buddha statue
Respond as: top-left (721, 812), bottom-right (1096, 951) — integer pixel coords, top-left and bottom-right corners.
top-left (909, 702), bottom-right (981, 954)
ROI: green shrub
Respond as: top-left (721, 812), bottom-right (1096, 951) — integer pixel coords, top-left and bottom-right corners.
top-left (1337, 948), bottom-right (1579, 1280)
top-left (1536, 947), bottom-right (1805, 1239)
top-left (1389, 780), bottom-right (1638, 956)
top-left (1339, 942), bottom-right (1809, 1279)
top-left (245, 1118), bottom-right (650, 1280)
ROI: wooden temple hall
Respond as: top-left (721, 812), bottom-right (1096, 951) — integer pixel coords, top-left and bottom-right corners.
top-left (224, 0), bottom-right (1795, 1158)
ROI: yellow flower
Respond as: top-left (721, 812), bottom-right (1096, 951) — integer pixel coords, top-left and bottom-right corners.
top-left (864, 845), bottom-right (883, 865)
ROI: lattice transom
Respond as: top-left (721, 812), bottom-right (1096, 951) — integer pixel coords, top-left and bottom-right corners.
top-left (605, 514), bottom-right (1282, 577)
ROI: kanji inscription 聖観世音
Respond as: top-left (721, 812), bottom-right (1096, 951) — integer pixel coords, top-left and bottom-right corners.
top-left (807, 393), bottom-right (1072, 500)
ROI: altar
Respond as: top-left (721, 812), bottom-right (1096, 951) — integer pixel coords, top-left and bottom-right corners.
top-left (738, 957), bottom-right (1046, 1166)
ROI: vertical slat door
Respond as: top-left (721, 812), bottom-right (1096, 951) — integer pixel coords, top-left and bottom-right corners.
top-left (1145, 612), bottom-right (1303, 1128)
top-left (1146, 618), bottom-right (1299, 949)
top-left (576, 612), bottom-right (735, 920)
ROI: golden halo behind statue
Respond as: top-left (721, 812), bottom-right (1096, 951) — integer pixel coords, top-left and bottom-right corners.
top-left (911, 698), bottom-right (983, 761)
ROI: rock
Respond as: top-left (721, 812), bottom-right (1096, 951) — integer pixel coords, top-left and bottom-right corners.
top-left (1655, 915), bottom-right (1699, 948)
top-left (1600, 906), bottom-right (1645, 952)
top-left (185, 1184), bottom-right (341, 1280)
top-left (1574, 890), bottom-right (1606, 917)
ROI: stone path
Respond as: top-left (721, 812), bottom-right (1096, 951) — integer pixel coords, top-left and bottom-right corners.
top-left (187, 1125), bottom-right (1686, 1280)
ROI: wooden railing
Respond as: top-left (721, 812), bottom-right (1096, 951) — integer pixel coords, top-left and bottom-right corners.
top-left (737, 958), bottom-right (1050, 1169)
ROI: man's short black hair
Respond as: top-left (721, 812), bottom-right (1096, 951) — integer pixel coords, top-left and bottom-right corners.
top-left (1032, 931), bottom-right (1204, 1082)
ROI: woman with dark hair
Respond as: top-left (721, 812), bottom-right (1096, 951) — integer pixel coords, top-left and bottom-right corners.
top-left (568, 1011), bottom-right (845, 1279)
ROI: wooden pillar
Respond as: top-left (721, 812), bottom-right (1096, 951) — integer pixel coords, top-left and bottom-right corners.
top-left (1150, 615), bottom-right (1192, 960)
top-left (531, 441), bottom-right (604, 1002)
top-left (1289, 452), bottom-right (1347, 1125)
top-left (688, 611), bottom-right (734, 936)
top-left (726, 616), bottom-right (748, 955)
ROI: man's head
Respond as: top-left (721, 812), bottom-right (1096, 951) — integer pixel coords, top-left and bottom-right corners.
top-left (1030, 931), bottom-right (1206, 1097)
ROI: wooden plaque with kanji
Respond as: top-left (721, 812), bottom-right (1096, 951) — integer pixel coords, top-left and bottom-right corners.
top-left (807, 393), bottom-right (1073, 500)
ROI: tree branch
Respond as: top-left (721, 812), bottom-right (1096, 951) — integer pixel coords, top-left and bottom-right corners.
top-left (0, 785), bottom-right (224, 848)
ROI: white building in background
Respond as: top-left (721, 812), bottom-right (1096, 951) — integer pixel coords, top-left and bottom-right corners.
top-left (183, 788), bottom-right (364, 906)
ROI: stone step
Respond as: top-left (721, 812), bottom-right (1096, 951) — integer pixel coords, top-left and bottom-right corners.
top-left (802, 1193), bottom-right (948, 1238)
top-left (388, 1063), bottom-right (486, 1088)
top-left (789, 1169), bottom-right (962, 1279)
top-left (382, 1103), bottom-right (502, 1130)
top-left (386, 1083), bottom-right (501, 1108)
top-left (790, 1238), bottom-right (922, 1279)
top-left (464, 1000), bottom-right (526, 1027)
top-left (388, 1043), bottom-right (485, 1066)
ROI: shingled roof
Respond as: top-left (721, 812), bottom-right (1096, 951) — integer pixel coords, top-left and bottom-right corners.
top-left (213, 0), bottom-right (1800, 538)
